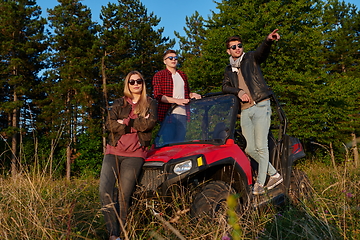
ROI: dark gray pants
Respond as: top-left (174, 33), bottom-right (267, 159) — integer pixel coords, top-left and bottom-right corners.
top-left (99, 154), bottom-right (144, 237)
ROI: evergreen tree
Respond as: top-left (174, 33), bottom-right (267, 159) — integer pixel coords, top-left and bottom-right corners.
top-left (41, 0), bottom-right (100, 179)
top-left (317, 0), bottom-right (360, 153)
top-left (175, 11), bottom-right (206, 57)
top-left (175, 11), bottom-right (210, 93)
top-left (0, 0), bottom-right (47, 174)
top-left (99, 0), bottom-right (174, 99)
top-left (99, 0), bottom-right (174, 152)
top-left (177, 0), bottom-right (360, 157)
top-left (322, 0), bottom-right (360, 75)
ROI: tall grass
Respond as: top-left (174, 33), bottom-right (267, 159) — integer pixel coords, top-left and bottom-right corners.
top-left (300, 160), bottom-right (359, 239)
top-left (0, 156), bottom-right (358, 239)
top-left (0, 174), bottom-right (106, 239)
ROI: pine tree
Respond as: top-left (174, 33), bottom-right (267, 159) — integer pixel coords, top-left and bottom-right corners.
top-left (175, 11), bottom-right (206, 57)
top-left (322, 0), bottom-right (360, 75)
top-left (42, 0), bottom-right (100, 180)
top-left (99, 0), bottom-right (174, 97)
top-left (318, 0), bottom-right (360, 155)
top-left (99, 0), bottom-right (174, 152)
top-left (175, 11), bottom-right (210, 93)
top-left (178, 0), bottom-right (360, 157)
top-left (0, 0), bottom-right (47, 175)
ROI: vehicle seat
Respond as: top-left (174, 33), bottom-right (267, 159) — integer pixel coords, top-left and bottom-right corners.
top-left (213, 122), bottom-right (229, 140)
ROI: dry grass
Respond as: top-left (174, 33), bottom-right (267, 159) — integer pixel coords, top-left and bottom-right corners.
top-left (0, 174), bottom-right (106, 239)
top-left (0, 157), bottom-right (359, 239)
top-left (300, 160), bottom-right (360, 240)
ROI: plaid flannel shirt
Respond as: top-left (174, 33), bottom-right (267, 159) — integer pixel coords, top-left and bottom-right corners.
top-left (152, 69), bottom-right (190, 122)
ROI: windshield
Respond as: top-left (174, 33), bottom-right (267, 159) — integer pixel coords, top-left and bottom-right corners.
top-left (155, 94), bottom-right (239, 147)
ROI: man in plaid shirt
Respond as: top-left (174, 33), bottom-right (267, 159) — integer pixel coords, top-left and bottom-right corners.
top-left (152, 49), bottom-right (201, 144)
top-left (153, 49), bottom-right (201, 122)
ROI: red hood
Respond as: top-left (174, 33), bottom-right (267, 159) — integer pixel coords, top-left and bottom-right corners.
top-left (145, 141), bottom-right (252, 185)
top-left (146, 144), bottom-right (223, 163)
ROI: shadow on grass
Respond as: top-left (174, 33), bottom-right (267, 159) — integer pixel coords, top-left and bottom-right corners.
top-left (257, 203), bottom-right (341, 240)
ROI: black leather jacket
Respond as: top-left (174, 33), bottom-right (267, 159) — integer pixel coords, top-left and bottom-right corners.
top-left (222, 39), bottom-right (274, 103)
top-left (106, 97), bottom-right (157, 147)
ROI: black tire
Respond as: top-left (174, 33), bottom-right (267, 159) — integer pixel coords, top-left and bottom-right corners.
top-left (190, 180), bottom-right (237, 219)
top-left (288, 169), bottom-right (312, 204)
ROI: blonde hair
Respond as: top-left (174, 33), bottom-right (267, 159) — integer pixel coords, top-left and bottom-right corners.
top-left (123, 71), bottom-right (149, 117)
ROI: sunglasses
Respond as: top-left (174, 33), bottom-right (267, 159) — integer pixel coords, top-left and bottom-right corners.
top-left (229, 43), bottom-right (243, 50)
top-left (165, 56), bottom-right (178, 61)
top-left (129, 79), bottom-right (143, 85)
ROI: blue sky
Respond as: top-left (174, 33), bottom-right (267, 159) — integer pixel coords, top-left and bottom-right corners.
top-left (36, 0), bottom-right (360, 49)
top-left (36, 0), bottom-right (217, 49)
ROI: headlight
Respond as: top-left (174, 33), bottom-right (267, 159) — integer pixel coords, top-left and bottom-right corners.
top-left (173, 160), bottom-right (192, 175)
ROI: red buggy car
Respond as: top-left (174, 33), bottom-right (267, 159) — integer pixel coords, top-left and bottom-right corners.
top-left (138, 93), bottom-right (307, 217)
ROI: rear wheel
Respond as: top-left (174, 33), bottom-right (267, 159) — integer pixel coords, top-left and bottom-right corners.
top-left (288, 169), bottom-right (312, 204)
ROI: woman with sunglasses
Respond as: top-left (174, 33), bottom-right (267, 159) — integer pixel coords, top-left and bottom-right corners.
top-left (99, 71), bottom-right (157, 240)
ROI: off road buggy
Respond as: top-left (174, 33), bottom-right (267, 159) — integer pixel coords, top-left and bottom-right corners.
top-left (137, 93), bottom-right (308, 217)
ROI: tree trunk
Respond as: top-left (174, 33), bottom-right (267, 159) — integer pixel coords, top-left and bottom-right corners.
top-left (11, 91), bottom-right (18, 176)
top-left (101, 55), bottom-right (108, 154)
top-left (66, 91), bottom-right (72, 181)
top-left (66, 144), bottom-right (71, 181)
top-left (50, 138), bottom-right (54, 177)
top-left (329, 142), bottom-right (337, 173)
top-left (351, 133), bottom-right (359, 168)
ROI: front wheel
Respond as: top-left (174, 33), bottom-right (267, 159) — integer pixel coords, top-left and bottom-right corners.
top-left (190, 180), bottom-right (248, 219)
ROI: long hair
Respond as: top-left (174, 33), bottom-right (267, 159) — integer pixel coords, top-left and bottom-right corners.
top-left (123, 71), bottom-right (149, 117)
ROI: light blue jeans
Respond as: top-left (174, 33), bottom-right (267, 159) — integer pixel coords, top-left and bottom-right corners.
top-left (241, 99), bottom-right (277, 185)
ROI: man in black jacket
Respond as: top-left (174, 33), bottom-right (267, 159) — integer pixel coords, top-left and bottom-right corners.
top-left (222, 29), bottom-right (283, 195)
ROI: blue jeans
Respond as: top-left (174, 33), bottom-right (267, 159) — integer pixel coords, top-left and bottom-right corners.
top-left (158, 114), bottom-right (187, 145)
top-left (99, 154), bottom-right (144, 237)
top-left (241, 100), bottom-right (276, 185)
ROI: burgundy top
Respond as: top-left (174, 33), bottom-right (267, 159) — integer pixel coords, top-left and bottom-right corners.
top-left (105, 98), bottom-right (147, 159)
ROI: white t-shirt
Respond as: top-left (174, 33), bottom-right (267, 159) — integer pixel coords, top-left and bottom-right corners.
top-left (172, 72), bottom-right (186, 115)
